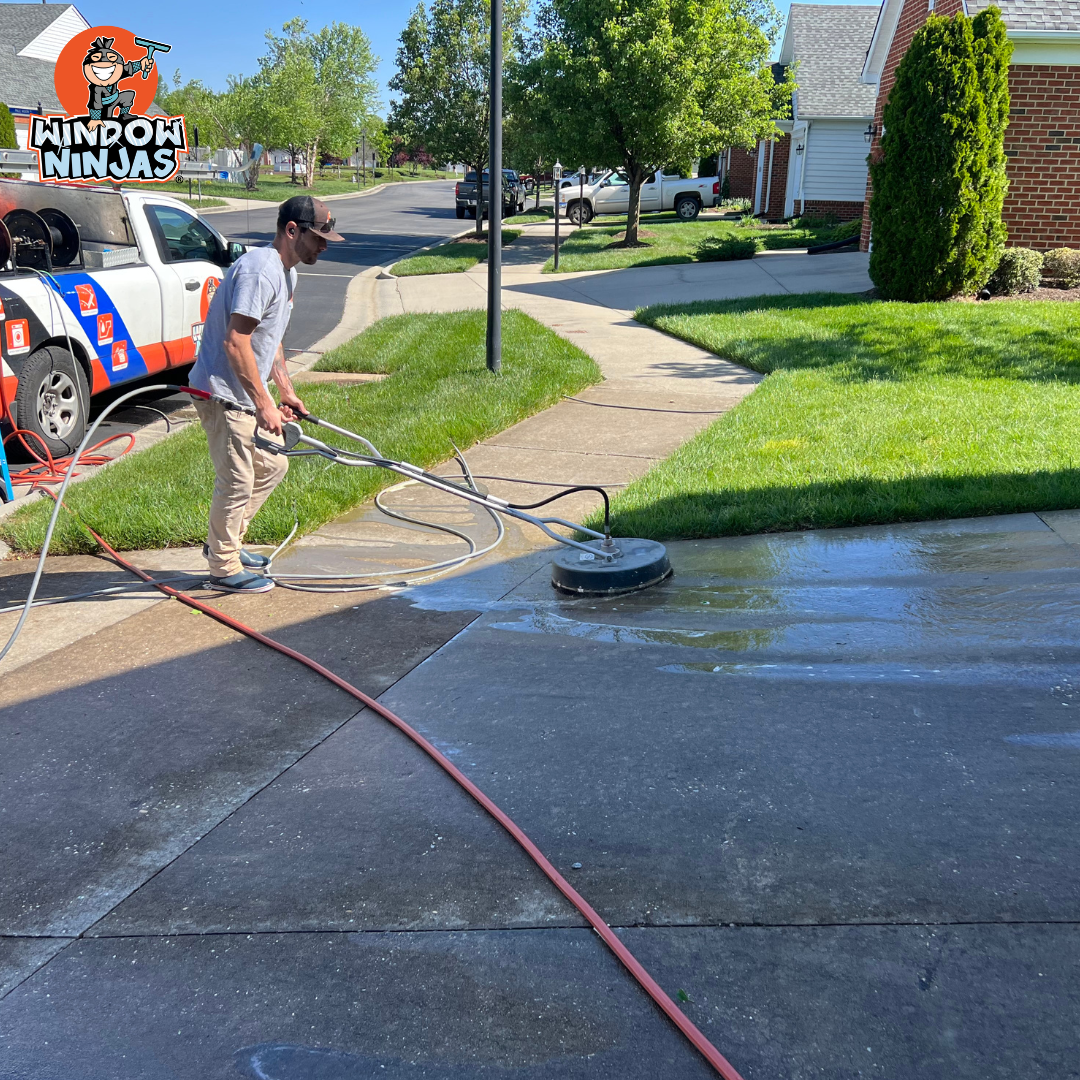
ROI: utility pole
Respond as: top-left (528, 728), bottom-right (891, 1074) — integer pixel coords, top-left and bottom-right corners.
top-left (486, 0), bottom-right (502, 374)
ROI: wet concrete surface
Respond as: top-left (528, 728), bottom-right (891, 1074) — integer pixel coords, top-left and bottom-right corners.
top-left (2, 511), bottom-right (1079, 1077)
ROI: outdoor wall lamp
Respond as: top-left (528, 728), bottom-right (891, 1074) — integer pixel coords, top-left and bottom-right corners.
top-left (864, 123), bottom-right (878, 143)
top-left (795, 143), bottom-right (804, 155)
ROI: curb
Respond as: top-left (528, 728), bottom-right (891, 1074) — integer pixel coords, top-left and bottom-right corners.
top-left (380, 225), bottom-right (485, 279)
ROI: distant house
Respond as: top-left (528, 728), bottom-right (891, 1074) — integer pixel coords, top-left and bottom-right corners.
top-left (860, 0), bottom-right (1080, 251)
top-left (721, 5), bottom-right (879, 221)
top-left (0, 3), bottom-right (163, 149)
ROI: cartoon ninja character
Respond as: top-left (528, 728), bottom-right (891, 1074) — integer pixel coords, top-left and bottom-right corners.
top-left (82, 36), bottom-right (152, 130)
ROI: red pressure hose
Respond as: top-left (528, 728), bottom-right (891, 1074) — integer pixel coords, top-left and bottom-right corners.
top-left (52, 502), bottom-right (745, 1080)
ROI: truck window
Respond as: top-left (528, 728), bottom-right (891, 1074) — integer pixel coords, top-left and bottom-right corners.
top-left (608, 173), bottom-right (629, 186)
top-left (144, 204), bottom-right (221, 264)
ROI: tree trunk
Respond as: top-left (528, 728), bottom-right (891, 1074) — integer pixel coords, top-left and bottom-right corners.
top-left (625, 164), bottom-right (648, 245)
top-left (246, 159), bottom-right (260, 191)
top-left (289, 146), bottom-right (299, 185)
top-left (304, 140), bottom-right (318, 188)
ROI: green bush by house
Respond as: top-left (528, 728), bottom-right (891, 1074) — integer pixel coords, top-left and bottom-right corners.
top-left (989, 247), bottom-right (1043, 294)
top-left (0, 105), bottom-right (17, 150)
top-left (869, 8), bottom-right (1012, 301)
top-left (1042, 248), bottom-right (1080, 288)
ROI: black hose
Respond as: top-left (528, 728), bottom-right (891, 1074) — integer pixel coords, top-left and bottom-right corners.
top-left (507, 485), bottom-right (610, 532)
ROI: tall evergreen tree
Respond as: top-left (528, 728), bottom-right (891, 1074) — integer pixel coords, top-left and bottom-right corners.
top-left (0, 105), bottom-right (17, 150)
top-left (868, 7), bottom-right (1011, 301)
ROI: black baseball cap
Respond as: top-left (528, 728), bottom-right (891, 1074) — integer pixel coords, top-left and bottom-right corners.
top-left (277, 195), bottom-right (345, 241)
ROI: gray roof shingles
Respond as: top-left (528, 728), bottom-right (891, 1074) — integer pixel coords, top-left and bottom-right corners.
top-left (969, 0), bottom-right (1080, 32)
top-left (0, 3), bottom-right (75, 110)
top-left (0, 4), bottom-right (163, 114)
top-left (787, 3), bottom-right (881, 118)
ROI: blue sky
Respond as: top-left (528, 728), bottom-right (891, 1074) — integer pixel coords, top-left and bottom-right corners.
top-left (61, 0), bottom-right (879, 111)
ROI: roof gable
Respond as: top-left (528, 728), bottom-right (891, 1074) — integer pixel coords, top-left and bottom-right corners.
top-left (784, 4), bottom-right (880, 118)
top-left (17, 5), bottom-right (89, 62)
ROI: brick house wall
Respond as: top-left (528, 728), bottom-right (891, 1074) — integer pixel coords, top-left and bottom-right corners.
top-left (1003, 65), bottom-right (1080, 248)
top-left (861, 0), bottom-right (1080, 252)
top-left (761, 135), bottom-right (792, 220)
top-left (726, 147), bottom-right (758, 201)
top-left (803, 199), bottom-right (865, 221)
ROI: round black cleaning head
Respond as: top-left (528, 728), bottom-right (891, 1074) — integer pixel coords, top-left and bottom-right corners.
top-left (551, 538), bottom-right (671, 596)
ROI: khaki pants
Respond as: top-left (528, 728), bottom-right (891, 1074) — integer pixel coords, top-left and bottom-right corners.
top-left (195, 399), bottom-right (288, 578)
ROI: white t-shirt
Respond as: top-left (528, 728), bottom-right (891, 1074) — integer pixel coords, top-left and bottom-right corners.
top-left (189, 246), bottom-right (296, 409)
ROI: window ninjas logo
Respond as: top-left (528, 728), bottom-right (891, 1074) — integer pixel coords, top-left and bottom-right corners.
top-left (31, 115), bottom-right (186, 182)
top-left (29, 26), bottom-right (187, 184)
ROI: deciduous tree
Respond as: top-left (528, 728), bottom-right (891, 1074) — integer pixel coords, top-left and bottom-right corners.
top-left (523, 0), bottom-right (788, 244)
top-left (389, 0), bottom-right (528, 234)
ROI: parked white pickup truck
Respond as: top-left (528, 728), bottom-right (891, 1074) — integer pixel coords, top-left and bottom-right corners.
top-left (0, 179), bottom-right (243, 455)
top-left (562, 169), bottom-right (721, 225)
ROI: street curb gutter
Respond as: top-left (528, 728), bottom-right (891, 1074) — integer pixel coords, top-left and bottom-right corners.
top-left (379, 225), bottom-right (483, 279)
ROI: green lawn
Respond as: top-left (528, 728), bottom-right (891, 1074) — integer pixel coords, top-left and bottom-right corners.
top-left (390, 229), bottom-right (522, 276)
top-left (1, 310), bottom-right (600, 555)
top-left (599, 292), bottom-right (1080, 539)
top-left (178, 168), bottom-right (454, 203)
top-left (545, 214), bottom-right (858, 273)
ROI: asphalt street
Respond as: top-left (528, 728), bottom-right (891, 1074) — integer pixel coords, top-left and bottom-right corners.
top-left (208, 179), bottom-right (464, 354)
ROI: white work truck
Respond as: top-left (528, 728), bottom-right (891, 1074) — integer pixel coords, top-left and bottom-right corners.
top-left (562, 169), bottom-right (721, 225)
top-left (0, 179), bottom-right (243, 455)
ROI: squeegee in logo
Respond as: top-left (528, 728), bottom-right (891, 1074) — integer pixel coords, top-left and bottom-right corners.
top-left (28, 26), bottom-right (187, 184)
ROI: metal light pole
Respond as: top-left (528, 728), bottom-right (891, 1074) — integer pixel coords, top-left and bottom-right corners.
top-left (356, 142), bottom-right (361, 191)
top-left (578, 164), bottom-right (586, 229)
top-left (553, 160), bottom-right (563, 271)
top-left (486, 0), bottom-right (502, 374)
top-left (362, 133), bottom-right (367, 186)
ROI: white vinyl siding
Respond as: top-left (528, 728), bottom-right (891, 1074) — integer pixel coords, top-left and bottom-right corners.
top-left (801, 120), bottom-right (869, 202)
top-left (17, 6), bottom-right (89, 62)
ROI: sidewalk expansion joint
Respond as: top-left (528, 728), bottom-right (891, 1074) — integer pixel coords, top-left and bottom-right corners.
top-left (485, 442), bottom-right (658, 461)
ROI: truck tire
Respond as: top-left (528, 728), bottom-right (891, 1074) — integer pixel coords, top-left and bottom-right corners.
top-left (455, 206), bottom-right (465, 219)
top-left (13, 345), bottom-right (90, 458)
top-left (674, 196), bottom-right (701, 221)
top-left (567, 201), bottom-right (593, 226)
top-left (467, 206), bottom-right (476, 219)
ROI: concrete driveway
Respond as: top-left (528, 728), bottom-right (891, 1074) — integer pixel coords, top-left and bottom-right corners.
top-left (2, 508), bottom-right (1078, 1078)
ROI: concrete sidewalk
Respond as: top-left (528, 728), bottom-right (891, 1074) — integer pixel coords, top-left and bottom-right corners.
top-left (276, 226), bottom-right (871, 565)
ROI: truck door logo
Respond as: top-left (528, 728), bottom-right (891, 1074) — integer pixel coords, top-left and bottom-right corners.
top-left (75, 283), bottom-right (98, 316)
top-left (97, 313), bottom-right (113, 345)
top-left (5, 319), bottom-right (30, 355)
top-left (111, 339), bottom-right (128, 371)
top-left (200, 277), bottom-right (220, 321)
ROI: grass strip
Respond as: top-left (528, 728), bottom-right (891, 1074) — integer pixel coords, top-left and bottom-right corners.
top-left (391, 229), bottom-right (521, 276)
top-left (545, 214), bottom-right (857, 273)
top-left (600, 292), bottom-right (1080, 539)
top-left (1, 310), bottom-right (600, 555)
top-left (187, 169), bottom-right (454, 202)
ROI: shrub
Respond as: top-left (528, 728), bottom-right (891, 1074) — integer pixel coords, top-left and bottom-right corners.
top-left (720, 175), bottom-right (731, 200)
top-left (868, 8), bottom-right (1011, 300)
top-left (824, 219), bottom-right (863, 242)
top-left (696, 236), bottom-right (758, 261)
top-left (0, 105), bottom-right (16, 150)
top-left (790, 214), bottom-right (839, 230)
top-left (738, 212), bottom-right (757, 228)
top-left (988, 247), bottom-right (1043, 294)
top-left (1041, 248), bottom-right (1080, 289)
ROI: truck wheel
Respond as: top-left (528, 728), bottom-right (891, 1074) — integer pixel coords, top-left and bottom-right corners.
top-left (567, 201), bottom-right (593, 226)
top-left (14, 346), bottom-right (90, 458)
top-left (467, 207), bottom-right (476, 219)
top-left (455, 206), bottom-right (465, 219)
top-left (674, 196), bottom-right (701, 221)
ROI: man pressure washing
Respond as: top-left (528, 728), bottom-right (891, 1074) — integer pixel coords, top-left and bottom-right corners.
top-left (189, 196), bottom-right (345, 593)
